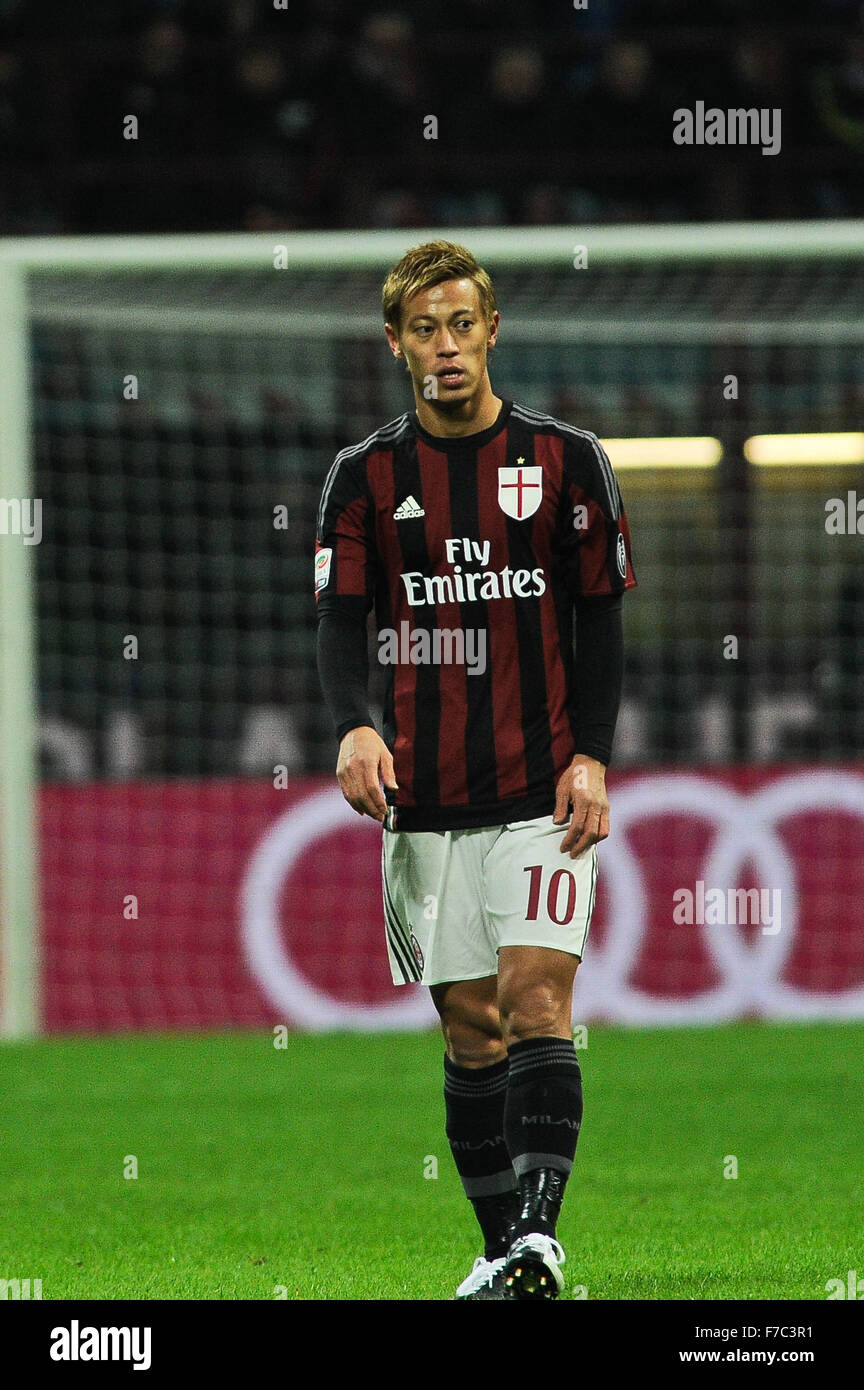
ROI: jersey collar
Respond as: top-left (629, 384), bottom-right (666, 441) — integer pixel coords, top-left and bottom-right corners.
top-left (410, 398), bottom-right (513, 451)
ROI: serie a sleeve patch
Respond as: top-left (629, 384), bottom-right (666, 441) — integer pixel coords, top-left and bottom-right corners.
top-left (314, 546), bottom-right (332, 593)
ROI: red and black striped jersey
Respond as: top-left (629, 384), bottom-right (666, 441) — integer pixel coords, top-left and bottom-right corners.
top-left (315, 398), bottom-right (636, 830)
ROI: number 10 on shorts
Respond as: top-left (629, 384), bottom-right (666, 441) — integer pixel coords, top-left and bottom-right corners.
top-left (524, 864), bottom-right (577, 925)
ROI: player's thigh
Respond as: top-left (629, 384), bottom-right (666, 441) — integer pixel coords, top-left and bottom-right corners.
top-left (486, 814), bottom-right (598, 954)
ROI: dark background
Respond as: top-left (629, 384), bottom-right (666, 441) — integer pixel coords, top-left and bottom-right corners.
top-left (4, 0), bottom-right (863, 780)
top-left (2, 0), bottom-right (864, 235)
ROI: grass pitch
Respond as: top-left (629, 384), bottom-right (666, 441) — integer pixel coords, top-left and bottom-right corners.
top-left (0, 1024), bottom-right (860, 1300)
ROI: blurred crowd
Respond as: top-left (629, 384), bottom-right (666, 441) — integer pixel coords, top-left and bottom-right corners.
top-left (1, 0), bottom-right (864, 232)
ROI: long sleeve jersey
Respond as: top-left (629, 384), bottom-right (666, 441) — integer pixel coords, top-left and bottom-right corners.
top-left (315, 397), bottom-right (636, 831)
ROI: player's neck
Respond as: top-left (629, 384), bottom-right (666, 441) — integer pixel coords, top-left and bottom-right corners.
top-left (413, 382), bottom-right (502, 439)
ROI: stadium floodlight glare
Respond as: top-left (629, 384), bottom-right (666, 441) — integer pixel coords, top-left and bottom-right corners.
top-left (744, 433), bottom-right (864, 467)
top-left (601, 437), bottom-right (723, 469)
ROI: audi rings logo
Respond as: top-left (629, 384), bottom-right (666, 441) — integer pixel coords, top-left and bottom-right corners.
top-left (576, 771), bottom-right (864, 1024)
top-left (240, 772), bottom-right (864, 1031)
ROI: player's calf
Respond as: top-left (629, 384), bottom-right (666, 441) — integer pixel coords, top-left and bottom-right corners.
top-left (434, 978), bottom-right (520, 1282)
top-left (501, 1034), bottom-right (583, 1299)
top-left (444, 1054), bottom-right (520, 1263)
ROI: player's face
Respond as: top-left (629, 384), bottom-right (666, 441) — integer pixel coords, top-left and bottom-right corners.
top-left (386, 278), bottom-right (499, 407)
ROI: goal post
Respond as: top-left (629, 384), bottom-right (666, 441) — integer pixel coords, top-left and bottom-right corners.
top-left (0, 261), bottom-right (39, 1038)
top-left (1, 219), bottom-right (863, 1038)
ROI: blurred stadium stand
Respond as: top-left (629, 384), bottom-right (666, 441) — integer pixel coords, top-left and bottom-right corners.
top-left (1, 0), bottom-right (864, 234)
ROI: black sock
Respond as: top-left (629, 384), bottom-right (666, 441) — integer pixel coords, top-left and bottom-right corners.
top-left (504, 1036), bottom-right (583, 1240)
top-left (444, 1054), bottom-right (520, 1260)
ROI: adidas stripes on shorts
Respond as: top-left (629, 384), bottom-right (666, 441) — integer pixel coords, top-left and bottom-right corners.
top-left (381, 814), bottom-right (598, 987)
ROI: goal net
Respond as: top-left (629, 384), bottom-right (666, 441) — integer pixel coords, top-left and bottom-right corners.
top-left (2, 223), bottom-right (863, 1035)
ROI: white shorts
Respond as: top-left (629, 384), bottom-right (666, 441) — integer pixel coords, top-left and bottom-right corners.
top-left (381, 814), bottom-right (598, 987)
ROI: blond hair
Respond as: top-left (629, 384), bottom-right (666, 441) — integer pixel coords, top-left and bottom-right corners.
top-left (381, 240), bottom-right (497, 332)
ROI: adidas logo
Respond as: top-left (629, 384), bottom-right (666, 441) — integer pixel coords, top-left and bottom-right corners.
top-left (394, 495), bottom-right (425, 520)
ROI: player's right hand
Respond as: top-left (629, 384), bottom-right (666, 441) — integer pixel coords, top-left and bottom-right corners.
top-left (336, 726), bottom-right (398, 822)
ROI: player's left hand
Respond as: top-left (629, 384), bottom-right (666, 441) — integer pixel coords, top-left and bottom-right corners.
top-left (553, 755), bottom-right (610, 858)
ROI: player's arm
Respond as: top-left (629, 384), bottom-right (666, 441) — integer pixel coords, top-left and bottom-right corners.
top-left (554, 593), bottom-right (622, 857)
top-left (554, 433), bottom-right (636, 858)
top-left (314, 452), bottom-right (396, 822)
top-left (317, 612), bottom-right (396, 821)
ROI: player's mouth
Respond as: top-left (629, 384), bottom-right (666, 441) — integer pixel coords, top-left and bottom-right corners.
top-left (436, 367), bottom-right (467, 388)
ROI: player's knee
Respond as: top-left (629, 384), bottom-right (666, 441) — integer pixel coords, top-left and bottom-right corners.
top-left (499, 983), bottom-right (565, 1044)
top-left (442, 1003), bottom-right (504, 1067)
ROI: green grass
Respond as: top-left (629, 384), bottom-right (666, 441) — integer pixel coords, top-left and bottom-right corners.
top-left (0, 1024), bottom-right (861, 1300)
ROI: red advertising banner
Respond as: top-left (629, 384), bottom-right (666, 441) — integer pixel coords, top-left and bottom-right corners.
top-left (39, 767), bottom-right (864, 1033)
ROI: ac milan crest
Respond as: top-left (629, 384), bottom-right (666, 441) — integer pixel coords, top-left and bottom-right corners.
top-left (498, 462), bottom-right (543, 520)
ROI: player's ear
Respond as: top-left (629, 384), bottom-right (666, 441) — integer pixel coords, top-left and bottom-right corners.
top-left (487, 310), bottom-right (500, 351)
top-left (384, 321), bottom-right (403, 359)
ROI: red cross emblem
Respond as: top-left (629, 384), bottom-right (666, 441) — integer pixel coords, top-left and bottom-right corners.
top-left (498, 461), bottom-right (543, 520)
